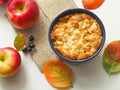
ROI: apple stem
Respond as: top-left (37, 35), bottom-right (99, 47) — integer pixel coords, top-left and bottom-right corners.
top-left (0, 56), bottom-right (5, 62)
top-left (19, 6), bottom-right (23, 11)
top-left (17, 4), bottom-right (26, 12)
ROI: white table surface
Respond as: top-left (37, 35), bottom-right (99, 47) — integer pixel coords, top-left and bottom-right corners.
top-left (0, 0), bottom-right (120, 90)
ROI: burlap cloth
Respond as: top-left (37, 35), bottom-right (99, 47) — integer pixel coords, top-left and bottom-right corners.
top-left (15, 0), bottom-right (77, 72)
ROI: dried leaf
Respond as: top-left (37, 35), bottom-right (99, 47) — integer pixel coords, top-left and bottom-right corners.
top-left (14, 33), bottom-right (26, 51)
top-left (43, 60), bottom-right (74, 88)
top-left (82, 0), bottom-right (105, 10)
top-left (103, 40), bottom-right (120, 74)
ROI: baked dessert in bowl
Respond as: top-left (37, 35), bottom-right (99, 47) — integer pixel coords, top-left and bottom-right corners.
top-left (48, 8), bottom-right (106, 63)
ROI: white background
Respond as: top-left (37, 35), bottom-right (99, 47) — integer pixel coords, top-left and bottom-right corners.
top-left (0, 0), bottom-right (120, 90)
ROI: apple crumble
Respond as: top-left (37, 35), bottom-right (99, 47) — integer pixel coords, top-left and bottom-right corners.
top-left (51, 13), bottom-right (102, 60)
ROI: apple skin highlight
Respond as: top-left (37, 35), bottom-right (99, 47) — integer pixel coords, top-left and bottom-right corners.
top-left (7, 0), bottom-right (40, 30)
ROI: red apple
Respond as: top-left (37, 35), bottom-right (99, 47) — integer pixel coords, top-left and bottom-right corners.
top-left (0, 0), bottom-right (9, 5)
top-left (7, 0), bottom-right (40, 30)
top-left (0, 47), bottom-right (21, 78)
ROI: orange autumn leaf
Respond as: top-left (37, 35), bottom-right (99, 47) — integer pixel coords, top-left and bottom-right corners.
top-left (82, 0), bottom-right (105, 10)
top-left (103, 40), bottom-right (120, 74)
top-left (43, 60), bottom-right (74, 88)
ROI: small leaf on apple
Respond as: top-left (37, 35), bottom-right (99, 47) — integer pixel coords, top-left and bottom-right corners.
top-left (43, 60), bottom-right (74, 88)
top-left (14, 33), bottom-right (26, 51)
top-left (103, 40), bottom-right (120, 74)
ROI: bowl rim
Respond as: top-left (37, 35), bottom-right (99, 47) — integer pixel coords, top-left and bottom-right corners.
top-left (48, 8), bottom-right (106, 63)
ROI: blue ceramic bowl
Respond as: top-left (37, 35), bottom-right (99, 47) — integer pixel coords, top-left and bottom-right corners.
top-left (48, 8), bottom-right (106, 63)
